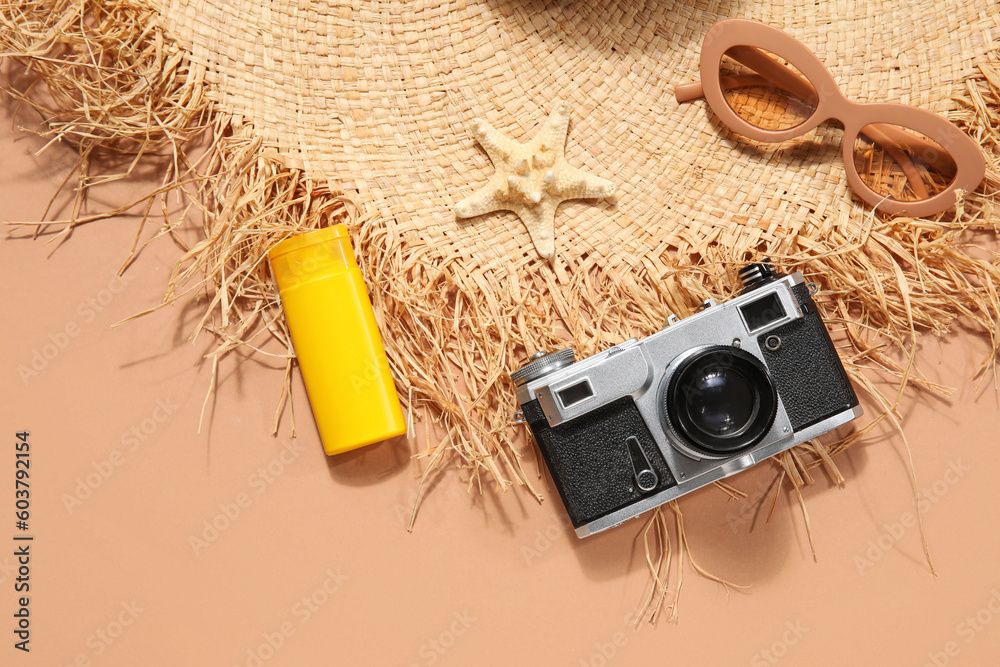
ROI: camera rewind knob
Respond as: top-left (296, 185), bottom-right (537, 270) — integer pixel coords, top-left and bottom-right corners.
top-left (510, 348), bottom-right (576, 386)
top-left (738, 259), bottom-right (779, 291)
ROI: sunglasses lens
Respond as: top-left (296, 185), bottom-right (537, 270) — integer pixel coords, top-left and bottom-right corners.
top-left (720, 47), bottom-right (818, 131)
top-left (854, 124), bottom-right (958, 203)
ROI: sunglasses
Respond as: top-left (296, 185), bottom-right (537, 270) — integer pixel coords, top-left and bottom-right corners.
top-left (675, 19), bottom-right (986, 218)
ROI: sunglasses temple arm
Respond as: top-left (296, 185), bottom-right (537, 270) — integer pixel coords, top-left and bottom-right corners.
top-left (674, 48), bottom-right (816, 105)
top-left (675, 46), bottom-right (811, 104)
top-left (676, 80), bottom-right (947, 167)
top-left (859, 125), bottom-right (931, 200)
top-left (675, 76), bottom-right (762, 103)
top-left (726, 46), bottom-right (819, 104)
top-left (738, 49), bottom-right (955, 174)
top-left (868, 124), bottom-right (958, 177)
top-left (675, 81), bottom-right (704, 103)
top-left (677, 54), bottom-right (950, 189)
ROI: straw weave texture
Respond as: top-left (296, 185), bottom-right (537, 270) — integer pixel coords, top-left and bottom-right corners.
top-left (6, 0), bottom-right (997, 516)
top-left (157, 0), bottom-right (999, 261)
top-left (143, 0), bottom-right (1000, 497)
top-left (3, 0), bottom-right (1000, 602)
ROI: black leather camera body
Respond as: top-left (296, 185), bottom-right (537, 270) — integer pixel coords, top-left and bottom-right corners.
top-left (511, 262), bottom-right (861, 537)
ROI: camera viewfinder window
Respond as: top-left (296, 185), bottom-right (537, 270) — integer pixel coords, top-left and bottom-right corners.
top-left (557, 380), bottom-right (594, 408)
top-left (740, 293), bottom-right (786, 331)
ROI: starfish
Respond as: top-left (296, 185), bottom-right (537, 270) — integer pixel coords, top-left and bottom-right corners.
top-left (454, 101), bottom-right (615, 259)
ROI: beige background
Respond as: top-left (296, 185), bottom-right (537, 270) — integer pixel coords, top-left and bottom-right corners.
top-left (2, 101), bottom-right (1000, 666)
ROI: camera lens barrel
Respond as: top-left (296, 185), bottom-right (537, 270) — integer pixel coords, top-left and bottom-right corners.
top-left (664, 346), bottom-right (777, 456)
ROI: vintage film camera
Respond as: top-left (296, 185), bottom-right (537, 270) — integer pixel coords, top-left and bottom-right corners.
top-left (511, 261), bottom-right (862, 537)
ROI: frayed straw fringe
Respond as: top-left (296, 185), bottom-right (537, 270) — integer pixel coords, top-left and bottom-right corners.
top-left (0, 0), bottom-right (361, 436)
top-left (3, 0), bottom-right (1000, 623)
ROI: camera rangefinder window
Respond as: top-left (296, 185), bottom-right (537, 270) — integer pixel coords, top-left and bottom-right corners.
top-left (557, 379), bottom-right (594, 408)
top-left (740, 293), bottom-right (786, 331)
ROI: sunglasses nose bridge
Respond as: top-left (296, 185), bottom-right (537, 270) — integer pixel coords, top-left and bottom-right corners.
top-left (824, 97), bottom-right (869, 139)
top-left (813, 80), bottom-right (844, 106)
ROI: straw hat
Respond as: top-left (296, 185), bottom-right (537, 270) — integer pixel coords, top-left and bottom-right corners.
top-left (4, 2), bottom-right (999, 502)
top-left (158, 0), bottom-right (999, 249)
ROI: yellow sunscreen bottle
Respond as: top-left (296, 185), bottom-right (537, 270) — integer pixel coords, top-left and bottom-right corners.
top-left (268, 225), bottom-right (406, 455)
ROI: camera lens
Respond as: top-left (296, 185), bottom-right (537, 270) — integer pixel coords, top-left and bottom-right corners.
top-left (688, 367), bottom-right (756, 437)
top-left (665, 346), bottom-right (777, 456)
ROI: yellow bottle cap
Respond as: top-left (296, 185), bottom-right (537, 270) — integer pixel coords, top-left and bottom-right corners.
top-left (268, 225), bottom-right (357, 290)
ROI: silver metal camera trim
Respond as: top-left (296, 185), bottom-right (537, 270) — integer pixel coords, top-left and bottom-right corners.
top-left (577, 404), bottom-right (862, 537)
top-left (518, 276), bottom-right (803, 427)
top-left (512, 272), bottom-right (864, 538)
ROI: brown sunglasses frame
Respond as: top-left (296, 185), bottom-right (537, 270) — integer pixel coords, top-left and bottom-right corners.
top-left (675, 19), bottom-right (986, 218)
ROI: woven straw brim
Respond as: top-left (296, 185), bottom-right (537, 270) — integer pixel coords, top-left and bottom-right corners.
top-left (149, 0), bottom-right (1000, 491)
top-left (158, 1), bottom-right (999, 260)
